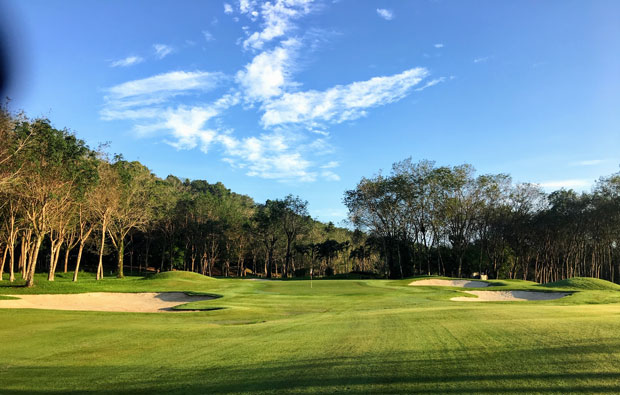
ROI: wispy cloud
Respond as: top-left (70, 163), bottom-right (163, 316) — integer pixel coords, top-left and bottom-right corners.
top-left (106, 71), bottom-right (224, 100)
top-left (223, 2), bottom-right (233, 14)
top-left (571, 159), bottom-right (606, 166)
top-left (538, 179), bottom-right (592, 190)
top-left (321, 161), bottom-right (339, 169)
top-left (376, 8), bottom-right (394, 21)
top-left (202, 30), bottom-right (215, 42)
top-left (101, 71), bottom-right (226, 122)
top-left (218, 131), bottom-right (318, 181)
top-left (153, 44), bottom-right (173, 59)
top-left (242, 0), bottom-right (315, 50)
top-left (110, 56), bottom-right (144, 67)
top-left (261, 67), bottom-right (429, 127)
top-left (434, 43), bottom-right (444, 48)
top-left (415, 77), bottom-right (446, 92)
top-left (474, 56), bottom-right (491, 63)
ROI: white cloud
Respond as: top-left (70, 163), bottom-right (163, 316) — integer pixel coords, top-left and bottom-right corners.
top-left (261, 67), bottom-right (428, 127)
top-left (163, 107), bottom-right (219, 152)
top-left (572, 159), bottom-right (605, 166)
top-left (538, 179), bottom-right (592, 190)
top-left (101, 71), bottom-right (233, 138)
top-left (321, 170), bottom-right (340, 181)
top-left (101, 0), bottom-right (440, 184)
top-left (415, 77), bottom-right (445, 91)
top-left (153, 44), bottom-right (173, 59)
top-left (236, 41), bottom-right (298, 100)
top-left (106, 70), bottom-right (223, 100)
top-left (239, 0), bottom-right (258, 14)
top-left (110, 56), bottom-right (144, 67)
top-left (474, 56), bottom-right (491, 63)
top-left (321, 161), bottom-right (339, 169)
top-left (243, 0), bottom-right (315, 50)
top-left (203, 30), bottom-right (215, 42)
top-left (376, 8), bottom-right (394, 21)
top-left (219, 131), bottom-right (317, 181)
top-left (434, 43), bottom-right (444, 48)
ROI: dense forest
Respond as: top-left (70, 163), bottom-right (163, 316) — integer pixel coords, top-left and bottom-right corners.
top-left (1, 107), bottom-right (619, 285)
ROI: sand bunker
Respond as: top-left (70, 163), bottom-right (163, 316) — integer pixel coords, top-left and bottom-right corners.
top-left (451, 290), bottom-right (570, 302)
top-left (409, 279), bottom-right (490, 288)
top-left (0, 292), bottom-right (215, 313)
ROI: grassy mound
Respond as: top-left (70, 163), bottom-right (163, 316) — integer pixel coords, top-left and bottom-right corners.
top-left (541, 277), bottom-right (620, 290)
top-left (146, 271), bottom-right (215, 282)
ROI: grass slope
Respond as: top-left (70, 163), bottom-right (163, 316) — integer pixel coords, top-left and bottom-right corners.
top-left (145, 270), bottom-right (215, 282)
top-left (541, 276), bottom-right (620, 290)
top-left (0, 274), bottom-right (619, 394)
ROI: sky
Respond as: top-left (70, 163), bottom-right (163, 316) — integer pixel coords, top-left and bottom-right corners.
top-left (2, 0), bottom-right (620, 224)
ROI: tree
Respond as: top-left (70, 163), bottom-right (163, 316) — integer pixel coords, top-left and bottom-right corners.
top-left (106, 160), bottom-right (153, 278)
top-left (254, 200), bottom-right (286, 278)
top-left (14, 119), bottom-right (93, 286)
top-left (345, 174), bottom-right (405, 278)
top-left (281, 195), bottom-right (310, 278)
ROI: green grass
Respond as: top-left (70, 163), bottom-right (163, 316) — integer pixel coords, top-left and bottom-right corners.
top-left (144, 270), bottom-right (216, 282)
top-left (541, 277), bottom-right (620, 291)
top-left (0, 274), bottom-right (620, 394)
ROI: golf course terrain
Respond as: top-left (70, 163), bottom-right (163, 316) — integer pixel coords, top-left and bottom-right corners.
top-left (1, 272), bottom-right (620, 394)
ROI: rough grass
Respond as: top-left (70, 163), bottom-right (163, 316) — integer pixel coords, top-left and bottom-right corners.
top-left (541, 276), bottom-right (620, 291)
top-left (0, 274), bottom-right (619, 394)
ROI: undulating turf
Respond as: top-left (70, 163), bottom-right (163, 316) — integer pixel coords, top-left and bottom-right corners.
top-left (541, 277), bottom-right (620, 291)
top-left (0, 273), bottom-right (619, 394)
top-left (145, 271), bottom-right (216, 282)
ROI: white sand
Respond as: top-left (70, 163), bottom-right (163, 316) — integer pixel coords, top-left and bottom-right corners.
top-left (0, 292), bottom-right (215, 313)
top-left (451, 290), bottom-right (570, 302)
top-left (409, 279), bottom-right (490, 288)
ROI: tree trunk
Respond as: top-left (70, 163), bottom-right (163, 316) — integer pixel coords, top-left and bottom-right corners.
top-left (284, 238), bottom-right (292, 279)
top-left (63, 247), bottom-right (70, 273)
top-left (25, 235), bottom-right (44, 287)
top-left (8, 243), bottom-right (15, 282)
top-left (97, 217), bottom-right (108, 280)
top-left (267, 243), bottom-right (275, 279)
top-left (73, 241), bottom-right (85, 282)
top-left (117, 237), bottom-right (125, 278)
top-left (48, 238), bottom-right (63, 281)
top-left (0, 245), bottom-right (7, 281)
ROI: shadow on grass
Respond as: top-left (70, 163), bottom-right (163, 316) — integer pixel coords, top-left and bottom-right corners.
top-left (2, 343), bottom-right (620, 394)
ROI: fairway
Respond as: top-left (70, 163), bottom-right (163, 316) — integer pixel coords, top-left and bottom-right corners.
top-left (1, 273), bottom-right (620, 394)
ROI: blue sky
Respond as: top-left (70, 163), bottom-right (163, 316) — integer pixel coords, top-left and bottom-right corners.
top-left (3, 0), bottom-right (620, 224)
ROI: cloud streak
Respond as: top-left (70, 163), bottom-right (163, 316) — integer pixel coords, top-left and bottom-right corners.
top-left (153, 44), bottom-right (173, 59)
top-left (376, 8), bottom-right (394, 20)
top-left (261, 67), bottom-right (428, 127)
top-left (110, 56), bottom-right (144, 67)
top-left (571, 159), bottom-right (606, 166)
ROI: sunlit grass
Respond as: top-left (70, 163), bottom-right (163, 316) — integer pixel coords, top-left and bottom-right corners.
top-left (0, 274), bottom-right (619, 393)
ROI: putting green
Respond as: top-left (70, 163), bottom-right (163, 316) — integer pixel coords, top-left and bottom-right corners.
top-left (0, 273), bottom-right (619, 394)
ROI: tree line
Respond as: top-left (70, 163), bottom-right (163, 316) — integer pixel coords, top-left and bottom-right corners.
top-left (3, 107), bottom-right (618, 285)
top-left (0, 108), bottom-right (367, 286)
top-left (344, 158), bottom-right (620, 283)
